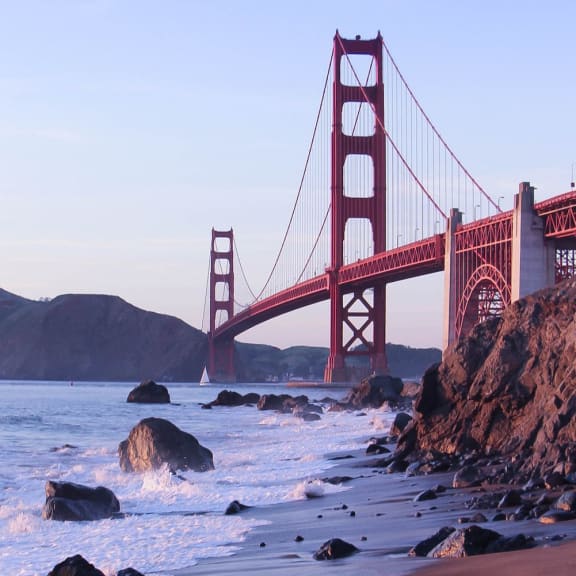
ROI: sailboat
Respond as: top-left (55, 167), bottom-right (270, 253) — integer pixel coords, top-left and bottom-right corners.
top-left (199, 366), bottom-right (210, 386)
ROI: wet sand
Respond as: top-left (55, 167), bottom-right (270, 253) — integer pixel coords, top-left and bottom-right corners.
top-left (175, 449), bottom-right (576, 575)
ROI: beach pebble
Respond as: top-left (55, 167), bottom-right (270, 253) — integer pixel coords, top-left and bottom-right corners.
top-left (313, 538), bottom-right (359, 560)
top-left (413, 489), bottom-right (437, 502)
top-left (224, 500), bottom-right (251, 515)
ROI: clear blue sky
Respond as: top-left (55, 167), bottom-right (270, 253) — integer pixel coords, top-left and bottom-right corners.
top-left (0, 0), bottom-right (574, 350)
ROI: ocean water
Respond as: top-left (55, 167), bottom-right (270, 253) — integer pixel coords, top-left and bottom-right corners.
top-left (0, 381), bottom-right (397, 576)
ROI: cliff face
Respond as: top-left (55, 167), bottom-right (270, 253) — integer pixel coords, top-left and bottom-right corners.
top-left (0, 290), bottom-right (207, 381)
top-left (397, 278), bottom-right (576, 478)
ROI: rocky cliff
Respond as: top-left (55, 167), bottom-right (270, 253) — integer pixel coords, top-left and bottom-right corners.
top-left (397, 278), bottom-right (576, 480)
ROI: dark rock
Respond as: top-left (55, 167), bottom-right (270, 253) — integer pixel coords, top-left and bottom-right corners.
top-left (453, 466), bottom-right (486, 488)
top-left (322, 475), bottom-right (353, 485)
top-left (539, 510), bottom-right (576, 523)
top-left (209, 390), bottom-right (245, 406)
top-left (313, 538), bottom-right (359, 560)
top-left (47, 554), bottom-right (105, 576)
top-left (242, 392), bottom-right (261, 404)
top-left (118, 417), bottom-right (214, 473)
top-left (224, 500), bottom-right (251, 515)
top-left (282, 395), bottom-right (309, 412)
top-left (117, 570), bottom-right (145, 576)
top-left (497, 489), bottom-right (523, 508)
top-left (257, 394), bottom-right (291, 411)
top-left (428, 525), bottom-right (535, 558)
top-left (508, 503), bottom-right (532, 521)
top-left (295, 535), bottom-right (304, 542)
top-left (42, 481), bottom-right (119, 521)
top-left (409, 526), bottom-right (456, 557)
top-left (554, 490), bottom-right (576, 512)
top-left (126, 379), bottom-right (170, 404)
top-left (428, 525), bottom-right (502, 558)
top-left (342, 374), bottom-right (403, 409)
top-left (413, 489), bottom-right (437, 502)
top-left (390, 412), bottom-right (413, 437)
top-left (207, 390), bottom-right (261, 407)
top-left (366, 443), bottom-right (390, 455)
top-left (544, 471), bottom-right (566, 489)
top-left (292, 405), bottom-right (322, 421)
top-left (404, 461), bottom-right (421, 476)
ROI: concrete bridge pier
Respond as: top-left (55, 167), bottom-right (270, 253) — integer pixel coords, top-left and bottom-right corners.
top-left (442, 208), bottom-right (463, 352)
top-left (511, 181), bottom-right (556, 300)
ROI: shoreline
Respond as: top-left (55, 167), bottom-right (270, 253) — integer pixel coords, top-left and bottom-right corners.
top-left (173, 446), bottom-right (576, 576)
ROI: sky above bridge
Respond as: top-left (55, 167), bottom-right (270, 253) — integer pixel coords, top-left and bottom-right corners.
top-left (0, 0), bottom-right (574, 352)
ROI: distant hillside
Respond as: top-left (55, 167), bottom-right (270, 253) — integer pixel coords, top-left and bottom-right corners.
top-left (0, 289), bottom-right (206, 381)
top-left (235, 341), bottom-right (441, 381)
top-left (0, 288), bottom-right (441, 382)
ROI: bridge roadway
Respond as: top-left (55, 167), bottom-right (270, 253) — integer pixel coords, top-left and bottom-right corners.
top-left (213, 191), bottom-right (576, 341)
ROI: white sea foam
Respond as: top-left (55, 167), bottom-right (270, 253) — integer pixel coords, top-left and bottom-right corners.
top-left (0, 381), bottom-right (395, 574)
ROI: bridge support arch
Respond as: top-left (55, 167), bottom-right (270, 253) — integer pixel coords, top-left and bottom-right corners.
top-left (207, 228), bottom-right (236, 383)
top-left (443, 181), bottom-right (557, 353)
top-left (324, 32), bottom-right (387, 383)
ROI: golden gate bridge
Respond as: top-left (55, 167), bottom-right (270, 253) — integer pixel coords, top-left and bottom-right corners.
top-left (203, 32), bottom-right (576, 383)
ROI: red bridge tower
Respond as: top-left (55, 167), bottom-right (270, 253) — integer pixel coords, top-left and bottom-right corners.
top-left (324, 32), bottom-right (387, 383)
top-left (207, 228), bottom-right (235, 383)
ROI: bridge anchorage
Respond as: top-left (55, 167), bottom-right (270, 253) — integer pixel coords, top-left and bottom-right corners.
top-left (205, 32), bottom-right (576, 384)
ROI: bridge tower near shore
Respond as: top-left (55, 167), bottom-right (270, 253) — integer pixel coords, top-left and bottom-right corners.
top-left (207, 228), bottom-right (235, 383)
top-left (324, 32), bottom-right (387, 383)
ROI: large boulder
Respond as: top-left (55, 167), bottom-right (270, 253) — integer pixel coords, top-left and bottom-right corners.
top-left (342, 374), bottom-right (403, 409)
top-left (42, 481), bottom-right (120, 521)
top-left (47, 554), bottom-right (105, 576)
top-left (126, 379), bottom-right (170, 404)
top-left (118, 417), bottom-right (214, 473)
top-left (396, 278), bottom-right (576, 480)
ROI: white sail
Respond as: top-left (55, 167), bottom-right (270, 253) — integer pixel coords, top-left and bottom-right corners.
top-left (199, 367), bottom-right (210, 385)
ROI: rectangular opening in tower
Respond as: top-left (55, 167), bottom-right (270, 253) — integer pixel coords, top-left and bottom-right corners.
top-left (344, 154), bottom-right (374, 198)
top-left (342, 102), bottom-right (375, 137)
top-left (213, 258), bottom-right (230, 274)
top-left (214, 281), bottom-right (230, 302)
top-left (344, 218), bottom-right (374, 264)
top-left (340, 54), bottom-right (376, 87)
top-left (213, 236), bottom-right (231, 253)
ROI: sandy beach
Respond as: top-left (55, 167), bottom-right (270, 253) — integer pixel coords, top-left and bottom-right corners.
top-left (177, 449), bottom-right (576, 576)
